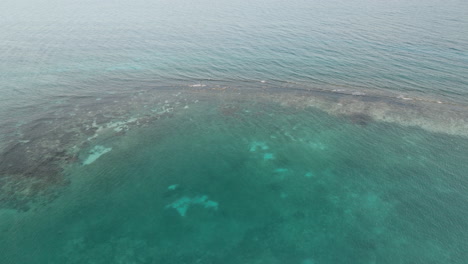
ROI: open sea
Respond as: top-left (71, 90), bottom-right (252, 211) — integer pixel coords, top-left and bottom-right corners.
top-left (1, 0), bottom-right (468, 263)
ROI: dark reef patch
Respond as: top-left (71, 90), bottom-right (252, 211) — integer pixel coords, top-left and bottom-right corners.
top-left (0, 131), bottom-right (75, 211)
top-left (344, 113), bottom-right (374, 126)
top-left (0, 88), bottom-right (195, 211)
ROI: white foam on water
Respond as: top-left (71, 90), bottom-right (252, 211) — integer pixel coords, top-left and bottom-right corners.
top-left (105, 117), bottom-right (138, 132)
top-left (83, 145), bottom-right (112, 165)
top-left (86, 117), bottom-right (140, 140)
top-left (166, 195), bottom-right (218, 217)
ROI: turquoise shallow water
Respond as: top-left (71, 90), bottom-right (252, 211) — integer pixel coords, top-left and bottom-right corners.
top-left (93, 105), bottom-right (468, 262)
top-left (1, 0), bottom-right (468, 263)
top-left (1, 93), bottom-right (468, 263)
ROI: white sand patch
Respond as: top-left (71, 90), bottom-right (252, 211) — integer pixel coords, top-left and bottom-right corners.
top-left (83, 145), bottom-right (112, 165)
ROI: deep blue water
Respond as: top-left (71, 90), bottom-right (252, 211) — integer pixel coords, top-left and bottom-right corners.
top-left (1, 0), bottom-right (468, 106)
top-left (0, 0), bottom-right (468, 263)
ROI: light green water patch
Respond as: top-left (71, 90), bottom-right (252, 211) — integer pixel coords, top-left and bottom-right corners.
top-left (167, 184), bottom-right (178, 191)
top-left (249, 141), bottom-right (269, 152)
top-left (0, 97), bottom-right (467, 263)
top-left (263, 153), bottom-right (275, 160)
top-left (166, 195), bottom-right (219, 217)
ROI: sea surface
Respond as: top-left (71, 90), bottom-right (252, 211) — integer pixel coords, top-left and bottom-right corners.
top-left (0, 0), bottom-right (468, 263)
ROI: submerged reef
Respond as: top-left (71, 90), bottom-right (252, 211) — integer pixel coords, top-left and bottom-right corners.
top-left (166, 195), bottom-right (219, 217)
top-left (0, 89), bottom-right (195, 211)
top-left (0, 82), bottom-right (467, 211)
top-left (0, 82), bottom-right (467, 264)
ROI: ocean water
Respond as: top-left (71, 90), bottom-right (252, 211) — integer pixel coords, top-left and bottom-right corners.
top-left (1, 0), bottom-right (468, 263)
